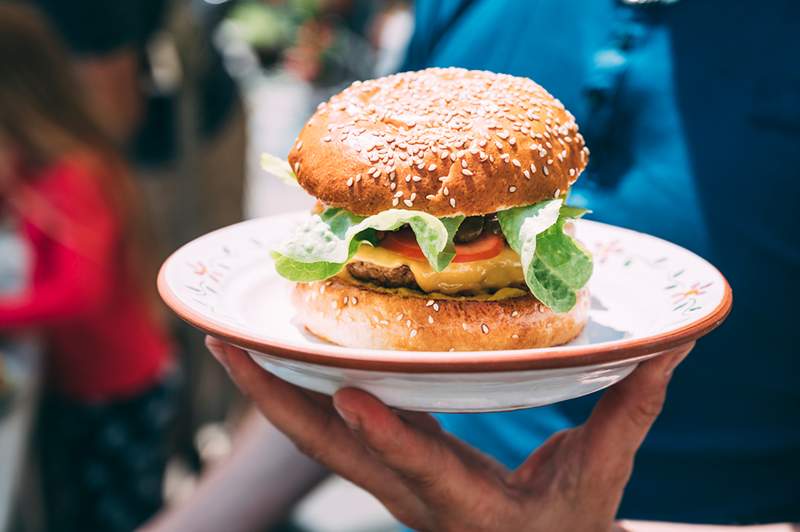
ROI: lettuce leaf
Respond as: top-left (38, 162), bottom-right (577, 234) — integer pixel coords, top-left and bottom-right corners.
top-left (260, 153), bottom-right (300, 187)
top-left (497, 200), bottom-right (593, 313)
top-left (272, 208), bottom-right (465, 282)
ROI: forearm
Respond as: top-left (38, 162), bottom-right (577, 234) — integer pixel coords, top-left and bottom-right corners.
top-left (141, 409), bottom-right (329, 532)
top-left (619, 521), bottom-right (798, 532)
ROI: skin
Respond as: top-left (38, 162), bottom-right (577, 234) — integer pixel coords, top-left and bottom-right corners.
top-left (204, 337), bottom-right (694, 532)
top-left (74, 48), bottom-right (142, 143)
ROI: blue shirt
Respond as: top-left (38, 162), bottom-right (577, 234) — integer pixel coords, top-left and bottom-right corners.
top-left (404, 0), bottom-right (800, 524)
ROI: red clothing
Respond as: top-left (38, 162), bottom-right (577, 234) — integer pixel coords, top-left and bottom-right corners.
top-left (0, 155), bottom-right (172, 402)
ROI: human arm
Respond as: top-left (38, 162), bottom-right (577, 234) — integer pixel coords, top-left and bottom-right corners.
top-left (140, 407), bottom-right (328, 532)
top-left (206, 337), bottom-right (695, 532)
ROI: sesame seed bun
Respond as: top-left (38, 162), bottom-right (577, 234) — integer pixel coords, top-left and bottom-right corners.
top-left (292, 277), bottom-right (589, 351)
top-left (288, 68), bottom-right (589, 217)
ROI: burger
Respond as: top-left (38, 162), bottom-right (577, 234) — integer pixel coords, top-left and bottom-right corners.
top-left (265, 68), bottom-right (592, 351)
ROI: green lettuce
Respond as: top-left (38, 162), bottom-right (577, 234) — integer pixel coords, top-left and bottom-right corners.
top-left (264, 153), bottom-right (592, 312)
top-left (497, 200), bottom-right (593, 313)
top-left (260, 153), bottom-right (299, 187)
top-left (272, 208), bottom-right (464, 281)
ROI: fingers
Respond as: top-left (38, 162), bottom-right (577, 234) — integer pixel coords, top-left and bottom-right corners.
top-left (333, 388), bottom-right (479, 508)
top-left (581, 343), bottom-right (694, 481)
top-left (204, 337), bottom-right (423, 515)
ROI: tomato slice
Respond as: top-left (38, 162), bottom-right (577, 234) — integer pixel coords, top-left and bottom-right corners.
top-left (379, 228), bottom-right (505, 263)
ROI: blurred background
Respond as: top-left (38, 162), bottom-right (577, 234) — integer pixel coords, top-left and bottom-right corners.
top-left (0, 0), bottom-right (409, 530)
top-left (2, 1), bottom-right (797, 531)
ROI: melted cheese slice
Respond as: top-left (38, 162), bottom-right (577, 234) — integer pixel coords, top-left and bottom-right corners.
top-left (351, 244), bottom-right (526, 295)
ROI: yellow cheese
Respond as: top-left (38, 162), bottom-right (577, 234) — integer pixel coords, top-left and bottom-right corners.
top-left (351, 243), bottom-right (526, 295)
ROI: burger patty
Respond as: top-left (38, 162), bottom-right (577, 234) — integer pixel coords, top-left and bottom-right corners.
top-left (346, 261), bottom-right (419, 290)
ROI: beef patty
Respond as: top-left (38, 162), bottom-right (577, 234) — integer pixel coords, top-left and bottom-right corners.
top-left (346, 261), bottom-right (419, 289)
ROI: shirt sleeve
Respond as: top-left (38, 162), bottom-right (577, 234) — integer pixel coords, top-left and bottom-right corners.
top-left (0, 161), bottom-right (119, 330)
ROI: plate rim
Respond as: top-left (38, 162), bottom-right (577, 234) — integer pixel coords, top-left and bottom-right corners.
top-left (158, 214), bottom-right (733, 373)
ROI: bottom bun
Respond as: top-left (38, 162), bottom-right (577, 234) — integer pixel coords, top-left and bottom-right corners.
top-left (292, 277), bottom-right (589, 351)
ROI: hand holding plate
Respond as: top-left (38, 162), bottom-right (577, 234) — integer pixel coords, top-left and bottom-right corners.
top-left (206, 336), bottom-right (692, 532)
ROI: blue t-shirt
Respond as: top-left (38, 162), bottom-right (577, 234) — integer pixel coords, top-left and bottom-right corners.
top-left (404, 0), bottom-right (800, 524)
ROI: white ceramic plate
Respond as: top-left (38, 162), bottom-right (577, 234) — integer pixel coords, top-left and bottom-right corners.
top-left (158, 212), bottom-right (731, 412)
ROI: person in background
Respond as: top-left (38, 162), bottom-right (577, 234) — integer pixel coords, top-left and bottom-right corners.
top-left (29, 0), bottom-right (250, 466)
top-left (0, 5), bottom-right (177, 532)
top-left (145, 1), bottom-right (799, 530)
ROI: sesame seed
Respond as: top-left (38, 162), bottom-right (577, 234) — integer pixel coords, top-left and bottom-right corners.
top-left (509, 186), bottom-right (517, 192)
top-left (295, 141), bottom-right (303, 150)
top-left (481, 323), bottom-right (490, 334)
top-left (543, 166), bottom-right (549, 176)
top-left (343, 296), bottom-right (349, 304)
top-left (322, 136), bottom-right (332, 142)
top-left (523, 170), bottom-right (531, 179)
top-left (462, 323), bottom-right (468, 331)
top-left (433, 303), bottom-right (440, 311)
top-left (395, 313), bottom-right (403, 321)
top-left (428, 315), bottom-right (434, 324)
top-left (530, 163), bottom-right (537, 173)
top-left (352, 297), bottom-right (358, 305)
top-left (412, 175), bottom-right (422, 182)
top-left (390, 182), bottom-right (397, 190)
top-left (426, 299), bottom-right (434, 307)
top-left (392, 198), bottom-right (399, 206)
top-left (410, 329), bottom-right (418, 338)
top-left (494, 140), bottom-right (503, 150)
top-left (460, 159), bottom-right (468, 169)
top-left (428, 163), bottom-right (437, 171)
top-left (509, 137), bottom-right (517, 146)
top-left (405, 175), bottom-right (412, 182)
top-left (462, 168), bottom-right (473, 176)
top-left (497, 130), bottom-right (510, 139)
top-left (512, 159), bottom-right (521, 167)
top-left (443, 187), bottom-right (449, 196)
top-left (569, 168), bottom-right (576, 176)
top-left (406, 319), bottom-right (411, 328)
top-left (293, 162), bottom-right (300, 173)
top-left (346, 178), bottom-right (354, 187)
top-left (440, 151), bottom-right (449, 160)
top-left (394, 191), bottom-right (403, 198)
top-left (450, 198), bottom-right (457, 208)
top-left (425, 194), bottom-right (436, 200)
top-left (511, 310), bottom-right (519, 317)
top-left (512, 334), bottom-right (520, 339)
top-left (403, 199), bottom-right (413, 207)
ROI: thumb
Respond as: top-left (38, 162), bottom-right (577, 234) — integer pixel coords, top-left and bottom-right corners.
top-left (580, 343), bottom-right (694, 479)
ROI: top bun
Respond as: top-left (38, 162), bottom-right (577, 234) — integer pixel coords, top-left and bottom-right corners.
top-left (289, 68), bottom-right (589, 217)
